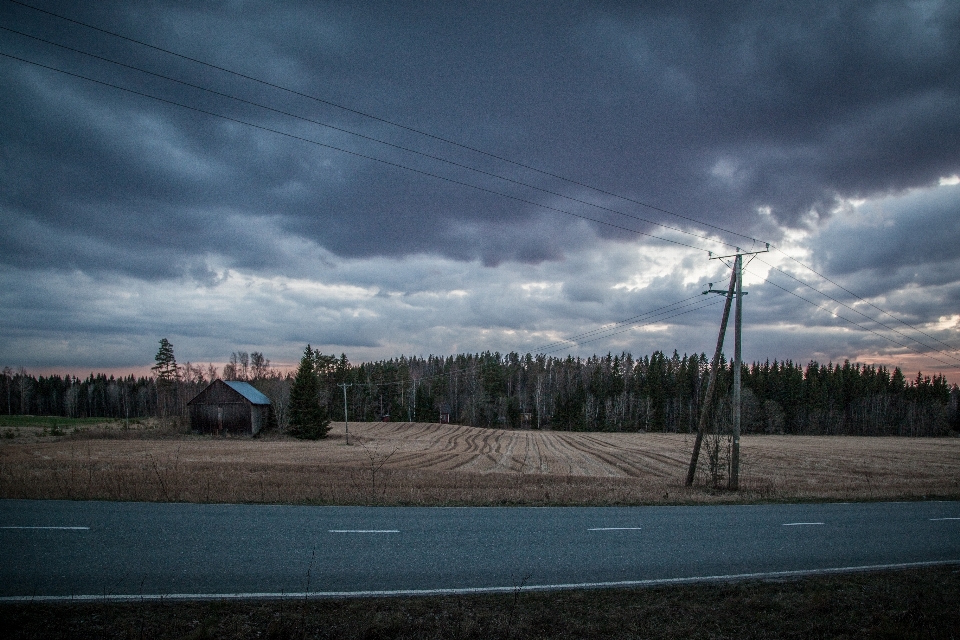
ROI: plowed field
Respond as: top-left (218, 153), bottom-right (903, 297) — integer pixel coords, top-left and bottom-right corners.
top-left (1, 421), bottom-right (958, 505)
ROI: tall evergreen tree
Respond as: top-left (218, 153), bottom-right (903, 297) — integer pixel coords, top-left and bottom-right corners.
top-left (288, 345), bottom-right (330, 439)
top-left (151, 338), bottom-right (179, 383)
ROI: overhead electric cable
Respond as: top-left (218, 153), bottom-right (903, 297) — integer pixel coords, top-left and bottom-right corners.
top-left (529, 295), bottom-right (708, 353)
top-left (538, 297), bottom-right (722, 355)
top-left (768, 249), bottom-right (960, 356)
top-left (0, 50), bottom-right (712, 253)
top-left (0, 24), bottom-right (741, 254)
top-left (5, 0), bottom-right (765, 246)
top-left (367, 295), bottom-right (724, 389)
top-left (7, 0), bottom-right (955, 365)
top-left (755, 256), bottom-right (960, 367)
top-left (745, 268), bottom-right (959, 370)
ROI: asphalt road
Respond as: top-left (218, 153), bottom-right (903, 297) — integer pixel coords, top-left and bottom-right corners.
top-left (2, 499), bottom-right (959, 601)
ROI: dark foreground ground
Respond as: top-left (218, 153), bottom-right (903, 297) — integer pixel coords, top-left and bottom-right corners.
top-left (3, 565), bottom-right (959, 639)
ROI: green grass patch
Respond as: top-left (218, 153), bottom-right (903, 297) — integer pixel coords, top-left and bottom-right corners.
top-left (0, 416), bottom-right (122, 429)
top-left (3, 565), bottom-right (959, 639)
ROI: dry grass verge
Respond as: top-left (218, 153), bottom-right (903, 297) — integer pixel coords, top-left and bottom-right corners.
top-left (2, 421), bottom-right (958, 505)
top-left (4, 565), bottom-right (960, 639)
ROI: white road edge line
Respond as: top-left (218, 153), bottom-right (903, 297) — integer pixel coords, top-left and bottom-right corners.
top-left (0, 526), bottom-right (89, 530)
top-left (3, 560), bottom-right (956, 603)
top-left (588, 527), bottom-right (642, 531)
top-left (782, 522), bottom-right (824, 526)
top-left (930, 518), bottom-right (960, 521)
top-left (329, 530), bottom-right (399, 533)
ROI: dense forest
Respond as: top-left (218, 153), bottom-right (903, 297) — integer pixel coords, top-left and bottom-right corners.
top-left (2, 346), bottom-right (958, 437)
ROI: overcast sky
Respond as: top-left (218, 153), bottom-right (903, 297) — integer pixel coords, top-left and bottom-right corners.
top-left (2, 0), bottom-right (959, 383)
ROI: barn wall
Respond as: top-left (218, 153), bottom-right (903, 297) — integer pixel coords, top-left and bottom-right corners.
top-left (189, 380), bottom-right (264, 435)
top-left (189, 404), bottom-right (218, 434)
top-left (189, 402), bottom-right (252, 435)
top-left (250, 405), bottom-right (268, 435)
top-left (223, 403), bottom-right (252, 435)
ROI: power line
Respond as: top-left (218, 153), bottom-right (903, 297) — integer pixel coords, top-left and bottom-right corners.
top-left (538, 297), bottom-right (723, 355)
top-left (745, 268), bottom-right (959, 370)
top-left (346, 295), bottom-right (724, 390)
top-left (5, 0), bottom-right (765, 246)
top-left (6, 0), bottom-right (956, 367)
top-left (769, 248), bottom-right (960, 357)
top-left (530, 295), bottom-right (708, 353)
top-left (755, 256), bottom-right (960, 367)
top-left (0, 46), bottom-right (752, 376)
top-left (0, 50), bottom-right (712, 253)
top-left (10, 47), bottom-right (953, 373)
top-left (0, 24), bottom-right (743, 255)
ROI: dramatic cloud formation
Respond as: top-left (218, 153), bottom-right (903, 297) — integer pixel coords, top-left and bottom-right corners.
top-left (2, 0), bottom-right (959, 381)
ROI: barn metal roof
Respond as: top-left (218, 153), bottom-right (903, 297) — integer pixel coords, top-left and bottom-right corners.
top-left (223, 380), bottom-right (271, 405)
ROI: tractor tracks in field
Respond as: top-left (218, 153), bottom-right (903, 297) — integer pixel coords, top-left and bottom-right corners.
top-left (344, 422), bottom-right (690, 478)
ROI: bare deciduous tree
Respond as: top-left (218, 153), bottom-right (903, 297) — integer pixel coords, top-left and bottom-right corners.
top-left (250, 352), bottom-right (270, 380)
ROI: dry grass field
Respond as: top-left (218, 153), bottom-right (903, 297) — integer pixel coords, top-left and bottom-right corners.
top-left (4, 420), bottom-right (960, 638)
top-left (2, 419), bottom-right (958, 506)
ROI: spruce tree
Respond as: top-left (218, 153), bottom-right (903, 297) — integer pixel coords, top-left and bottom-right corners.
top-left (288, 345), bottom-right (330, 439)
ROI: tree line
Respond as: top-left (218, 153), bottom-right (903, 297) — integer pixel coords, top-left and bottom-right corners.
top-left (0, 342), bottom-right (294, 429)
top-left (3, 344), bottom-right (958, 437)
top-left (314, 351), bottom-right (959, 437)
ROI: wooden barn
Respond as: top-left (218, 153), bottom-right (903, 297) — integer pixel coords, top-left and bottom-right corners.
top-left (187, 379), bottom-right (270, 436)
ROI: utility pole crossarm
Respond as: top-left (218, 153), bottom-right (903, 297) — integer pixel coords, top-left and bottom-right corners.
top-left (708, 245), bottom-right (769, 261)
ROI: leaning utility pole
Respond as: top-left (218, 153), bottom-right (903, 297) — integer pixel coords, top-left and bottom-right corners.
top-left (339, 382), bottom-right (353, 445)
top-left (685, 264), bottom-right (736, 486)
top-left (686, 245), bottom-right (766, 488)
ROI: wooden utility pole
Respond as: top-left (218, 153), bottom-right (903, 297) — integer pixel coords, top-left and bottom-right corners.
top-left (685, 264), bottom-right (737, 486)
top-left (686, 245), bottom-right (766, 488)
top-left (408, 378), bottom-right (418, 422)
top-left (730, 252), bottom-right (743, 490)
top-left (339, 382), bottom-right (352, 445)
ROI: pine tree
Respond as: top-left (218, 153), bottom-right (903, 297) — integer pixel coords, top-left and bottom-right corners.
top-left (288, 345), bottom-right (330, 439)
top-left (151, 338), bottom-right (179, 383)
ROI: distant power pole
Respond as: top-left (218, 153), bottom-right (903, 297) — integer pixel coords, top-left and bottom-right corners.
top-left (339, 383), bottom-right (353, 445)
top-left (408, 378), bottom-right (419, 422)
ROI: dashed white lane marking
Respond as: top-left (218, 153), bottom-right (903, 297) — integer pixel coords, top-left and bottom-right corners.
top-left (930, 518), bottom-right (960, 521)
top-left (0, 526), bottom-right (89, 530)
top-left (588, 527), bottom-right (642, 531)
top-left (4, 560), bottom-right (956, 603)
top-left (329, 530), bottom-right (399, 534)
top-left (782, 522), bottom-right (824, 526)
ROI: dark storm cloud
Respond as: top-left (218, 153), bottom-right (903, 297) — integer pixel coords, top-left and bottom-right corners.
top-left (2, 0), bottom-right (959, 377)
top-left (816, 184), bottom-right (960, 276)
top-left (4, 0), bottom-right (958, 278)
top-left (596, 2), bottom-right (959, 222)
